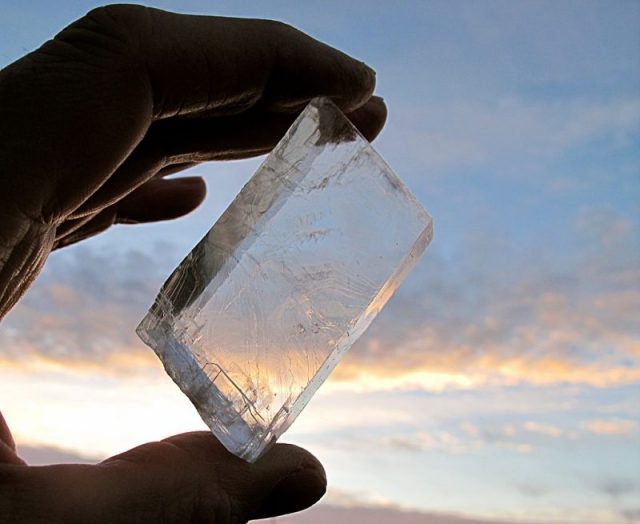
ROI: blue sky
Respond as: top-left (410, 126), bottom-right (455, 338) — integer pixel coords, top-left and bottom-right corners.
top-left (1, 1), bottom-right (639, 522)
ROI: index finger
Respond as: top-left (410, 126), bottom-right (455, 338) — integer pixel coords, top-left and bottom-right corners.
top-left (63, 5), bottom-right (377, 119)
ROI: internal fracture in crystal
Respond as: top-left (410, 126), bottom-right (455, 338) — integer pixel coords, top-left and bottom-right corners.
top-left (137, 98), bottom-right (433, 462)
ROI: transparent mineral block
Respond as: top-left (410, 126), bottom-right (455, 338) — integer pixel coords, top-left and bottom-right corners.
top-left (137, 98), bottom-right (433, 462)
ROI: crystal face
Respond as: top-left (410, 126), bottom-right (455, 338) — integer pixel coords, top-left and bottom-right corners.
top-left (137, 98), bottom-right (433, 462)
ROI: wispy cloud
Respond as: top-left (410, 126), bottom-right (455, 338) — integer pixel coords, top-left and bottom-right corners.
top-left (273, 500), bottom-right (600, 524)
top-left (583, 419), bottom-right (639, 436)
top-left (576, 208), bottom-right (635, 248)
top-left (391, 97), bottom-right (640, 173)
top-left (0, 246), bottom-right (165, 374)
top-left (329, 206), bottom-right (640, 392)
top-left (316, 414), bottom-right (638, 457)
top-left (379, 428), bottom-right (532, 456)
top-left (522, 422), bottom-right (565, 439)
top-left (596, 479), bottom-right (639, 499)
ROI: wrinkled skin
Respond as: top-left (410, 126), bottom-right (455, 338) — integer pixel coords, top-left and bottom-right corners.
top-left (0, 4), bottom-right (386, 523)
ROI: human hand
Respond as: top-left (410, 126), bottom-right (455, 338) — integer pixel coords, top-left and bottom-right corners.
top-left (0, 4), bottom-right (386, 319)
top-left (0, 412), bottom-right (326, 523)
top-left (0, 5), bottom-right (385, 520)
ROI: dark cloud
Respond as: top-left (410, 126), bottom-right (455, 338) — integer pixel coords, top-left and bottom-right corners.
top-left (597, 478), bottom-right (639, 499)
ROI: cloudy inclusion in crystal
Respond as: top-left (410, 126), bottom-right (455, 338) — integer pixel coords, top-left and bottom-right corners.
top-left (136, 98), bottom-right (433, 462)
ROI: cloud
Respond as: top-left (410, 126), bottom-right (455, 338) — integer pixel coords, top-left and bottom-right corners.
top-left (522, 422), bottom-right (565, 439)
top-left (328, 290), bottom-right (640, 392)
top-left (359, 416), bottom-right (638, 457)
top-left (620, 508), bottom-right (640, 523)
top-left (391, 96), bottom-right (640, 173)
top-left (380, 432), bottom-right (435, 452)
top-left (576, 208), bottom-right (635, 248)
top-left (325, 207), bottom-right (640, 393)
top-left (382, 427), bottom-right (534, 455)
top-left (332, 422), bottom-right (541, 457)
top-left (271, 502), bottom-right (570, 524)
top-left (457, 422), bottom-right (517, 447)
top-left (0, 245), bottom-right (167, 375)
top-left (1, 206), bottom-right (638, 397)
top-left (288, 385), bottom-right (594, 450)
top-left (517, 483), bottom-right (549, 498)
top-left (6, 238), bottom-right (636, 460)
top-left (597, 479), bottom-right (639, 499)
top-left (583, 419), bottom-right (639, 436)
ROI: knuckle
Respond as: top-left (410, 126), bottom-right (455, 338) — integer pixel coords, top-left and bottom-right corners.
top-left (261, 19), bottom-right (299, 40)
top-left (50, 4), bottom-right (152, 64)
top-left (84, 4), bottom-right (151, 36)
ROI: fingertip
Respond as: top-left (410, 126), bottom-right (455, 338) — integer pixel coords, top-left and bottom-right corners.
top-left (253, 466), bottom-right (327, 519)
top-left (260, 23), bottom-right (377, 114)
top-left (174, 175), bottom-right (207, 200)
top-left (168, 175), bottom-right (208, 215)
top-left (262, 443), bottom-right (326, 484)
top-left (347, 95), bottom-right (388, 142)
top-left (332, 59), bottom-right (377, 113)
top-left (116, 176), bottom-right (206, 224)
top-left (251, 443), bottom-right (326, 519)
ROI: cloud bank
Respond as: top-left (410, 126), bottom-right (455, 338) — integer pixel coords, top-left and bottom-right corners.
top-left (1, 204), bottom-right (638, 396)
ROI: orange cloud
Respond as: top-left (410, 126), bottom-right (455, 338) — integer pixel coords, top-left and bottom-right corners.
top-left (3, 283), bottom-right (639, 393)
top-left (523, 422), bottom-right (565, 438)
top-left (1, 235), bottom-right (638, 395)
top-left (326, 331), bottom-right (640, 393)
top-left (324, 276), bottom-right (640, 391)
top-left (583, 419), bottom-right (639, 436)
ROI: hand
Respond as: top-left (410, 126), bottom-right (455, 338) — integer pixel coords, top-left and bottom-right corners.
top-left (0, 4), bottom-right (386, 319)
top-left (0, 412), bottom-right (326, 523)
top-left (0, 4), bottom-right (387, 521)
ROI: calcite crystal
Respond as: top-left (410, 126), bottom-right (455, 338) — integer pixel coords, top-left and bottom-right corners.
top-left (137, 98), bottom-right (432, 462)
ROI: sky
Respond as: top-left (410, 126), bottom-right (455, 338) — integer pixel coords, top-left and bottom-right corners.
top-left (0, 1), bottom-right (639, 523)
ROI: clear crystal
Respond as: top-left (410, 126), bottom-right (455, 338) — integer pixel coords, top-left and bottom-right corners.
top-left (137, 98), bottom-right (433, 462)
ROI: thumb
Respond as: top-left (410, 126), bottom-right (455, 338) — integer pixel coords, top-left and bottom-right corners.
top-left (161, 433), bottom-right (327, 521)
top-left (162, 432), bottom-right (327, 521)
top-left (102, 431), bottom-right (326, 523)
top-left (247, 443), bottom-right (327, 520)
